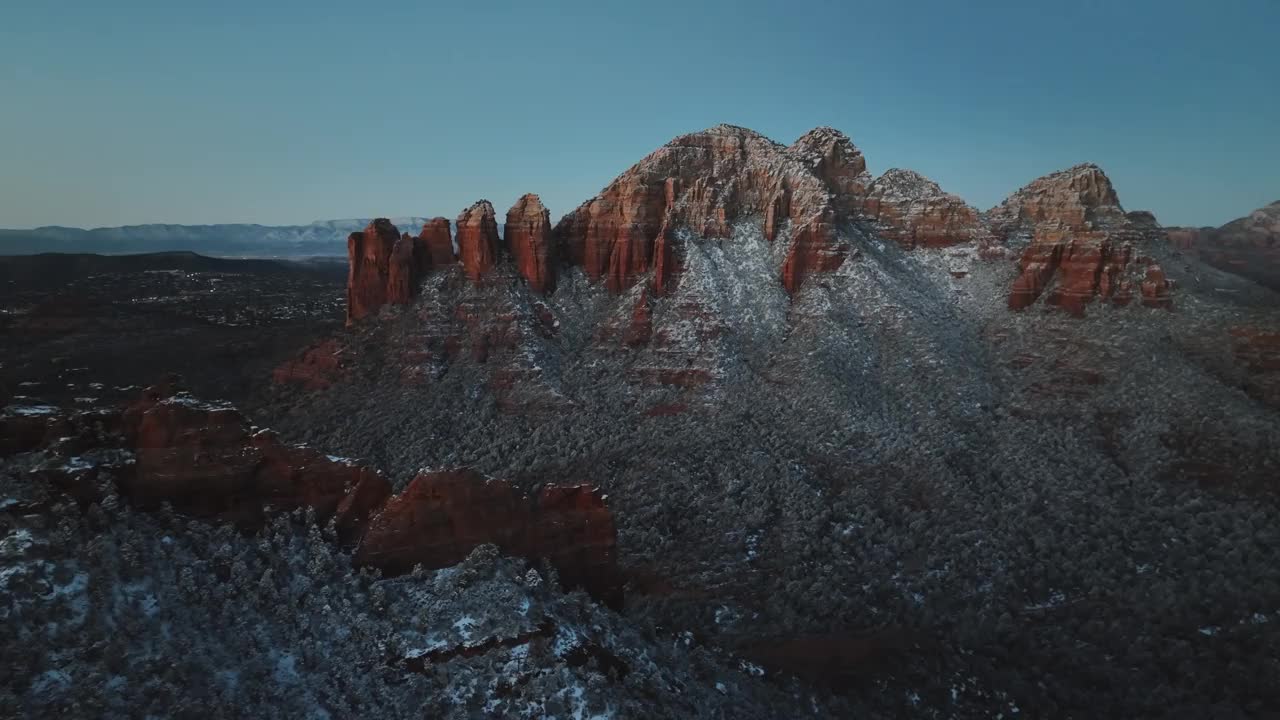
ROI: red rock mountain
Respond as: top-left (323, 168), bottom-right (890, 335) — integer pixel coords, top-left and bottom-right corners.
top-left (1167, 201), bottom-right (1280, 292)
top-left (553, 124), bottom-right (851, 295)
top-left (342, 125), bottom-right (1194, 324)
top-left (988, 164), bottom-right (1172, 314)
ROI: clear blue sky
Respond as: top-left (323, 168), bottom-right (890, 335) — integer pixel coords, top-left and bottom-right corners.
top-left (2, 0), bottom-right (1276, 229)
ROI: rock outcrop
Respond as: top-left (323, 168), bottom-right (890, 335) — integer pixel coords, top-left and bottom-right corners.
top-left (553, 124), bottom-right (854, 296)
top-left (457, 200), bottom-right (500, 282)
top-left (272, 338), bottom-right (349, 391)
top-left (863, 169), bottom-right (988, 249)
top-left (354, 469), bottom-right (619, 605)
top-left (418, 217), bottom-right (456, 267)
top-left (347, 218), bottom-right (438, 323)
top-left (387, 233), bottom-right (422, 306)
top-left (781, 208), bottom-right (847, 294)
top-left (28, 383), bottom-right (623, 601)
top-left (787, 126), bottom-right (872, 215)
top-left (120, 382), bottom-right (389, 534)
top-left (987, 163), bottom-right (1124, 236)
top-left (505, 194), bottom-right (555, 294)
top-left (337, 127), bottom-right (1201, 326)
top-left (991, 164), bottom-right (1172, 314)
top-left (1167, 201), bottom-right (1280, 292)
top-left (346, 218), bottom-right (402, 323)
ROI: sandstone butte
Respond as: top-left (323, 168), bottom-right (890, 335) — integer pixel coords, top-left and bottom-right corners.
top-left (341, 124), bottom-right (1181, 322)
top-left (457, 200), bottom-right (501, 282)
top-left (47, 381), bottom-right (623, 604)
top-left (505, 193), bottom-right (556, 294)
top-left (988, 163), bottom-right (1173, 314)
top-left (346, 217), bottom-right (456, 324)
top-left (419, 217), bottom-right (456, 268)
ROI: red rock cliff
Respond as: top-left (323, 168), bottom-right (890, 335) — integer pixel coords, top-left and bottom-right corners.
top-left (120, 382), bottom-right (389, 536)
top-left (991, 164), bottom-right (1172, 314)
top-left (346, 218), bottom-right (402, 323)
top-left (346, 218), bottom-right (442, 323)
top-left (272, 338), bottom-right (348, 391)
top-left (505, 194), bottom-right (556, 294)
top-left (457, 200), bottom-right (500, 282)
top-left (113, 383), bottom-right (619, 600)
top-left (863, 169), bottom-right (989, 249)
top-left (418, 217), bottom-right (456, 267)
top-left (553, 124), bottom-right (853, 296)
top-left (354, 469), bottom-right (619, 604)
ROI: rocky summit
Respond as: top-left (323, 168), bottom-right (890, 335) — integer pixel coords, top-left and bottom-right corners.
top-left (5, 124), bottom-right (1280, 718)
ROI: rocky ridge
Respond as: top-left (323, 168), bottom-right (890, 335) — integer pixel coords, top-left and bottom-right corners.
top-left (343, 126), bottom-right (1187, 323)
top-left (988, 163), bottom-right (1174, 314)
top-left (3, 381), bottom-right (620, 603)
top-left (1167, 200), bottom-right (1280, 292)
top-left (863, 168), bottom-right (990, 250)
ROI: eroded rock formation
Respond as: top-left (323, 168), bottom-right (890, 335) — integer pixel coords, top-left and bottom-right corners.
top-left (987, 163), bottom-right (1124, 236)
top-left (457, 200), bottom-right (500, 282)
top-left (505, 194), bottom-right (555, 294)
top-left (787, 126), bottom-right (872, 214)
top-left (121, 382), bottom-right (388, 534)
top-left (863, 169), bottom-right (988, 249)
top-left (346, 218), bottom-right (402, 323)
top-left (346, 218), bottom-right (439, 323)
top-left (781, 208), bottom-right (847, 294)
top-left (418, 217), bottom-right (456, 266)
top-left (553, 124), bottom-right (854, 295)
top-left (354, 470), bottom-right (619, 605)
top-left (107, 383), bottom-right (620, 601)
top-left (337, 127), bottom-right (1201, 327)
top-left (991, 164), bottom-right (1172, 314)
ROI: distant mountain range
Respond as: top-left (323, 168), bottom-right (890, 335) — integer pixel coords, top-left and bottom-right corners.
top-left (0, 218), bottom-right (438, 258)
